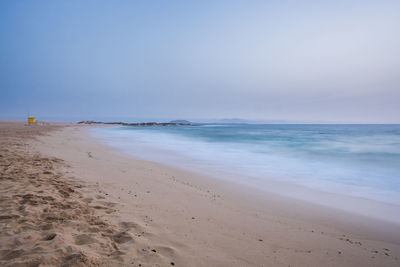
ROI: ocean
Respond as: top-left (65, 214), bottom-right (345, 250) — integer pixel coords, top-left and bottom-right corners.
top-left (92, 124), bottom-right (400, 205)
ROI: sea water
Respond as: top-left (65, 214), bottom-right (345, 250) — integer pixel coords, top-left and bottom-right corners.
top-left (92, 124), bottom-right (400, 205)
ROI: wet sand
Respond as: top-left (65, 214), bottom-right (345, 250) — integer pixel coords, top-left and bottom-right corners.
top-left (1, 121), bottom-right (400, 266)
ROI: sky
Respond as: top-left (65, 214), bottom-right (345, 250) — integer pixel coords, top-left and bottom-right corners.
top-left (1, 0), bottom-right (399, 123)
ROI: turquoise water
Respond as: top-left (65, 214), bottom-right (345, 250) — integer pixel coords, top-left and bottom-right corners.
top-left (92, 124), bottom-right (400, 205)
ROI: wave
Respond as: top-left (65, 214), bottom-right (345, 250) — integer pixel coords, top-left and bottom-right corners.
top-left (91, 124), bottom-right (400, 205)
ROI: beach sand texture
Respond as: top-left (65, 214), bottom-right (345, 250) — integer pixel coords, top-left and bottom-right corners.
top-left (0, 122), bottom-right (180, 266)
top-left (1, 121), bottom-right (399, 266)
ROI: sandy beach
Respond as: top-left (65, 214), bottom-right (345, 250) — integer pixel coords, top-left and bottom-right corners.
top-left (1, 121), bottom-right (400, 266)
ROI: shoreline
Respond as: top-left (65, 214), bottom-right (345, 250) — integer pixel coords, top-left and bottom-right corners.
top-left (90, 126), bottom-right (400, 226)
top-left (36, 124), bottom-right (400, 260)
top-left (2, 121), bottom-right (400, 266)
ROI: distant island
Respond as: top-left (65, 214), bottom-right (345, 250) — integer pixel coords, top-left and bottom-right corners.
top-left (77, 120), bottom-right (192, 126)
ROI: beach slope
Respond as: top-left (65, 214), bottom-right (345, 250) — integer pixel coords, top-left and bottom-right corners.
top-left (1, 121), bottom-right (399, 266)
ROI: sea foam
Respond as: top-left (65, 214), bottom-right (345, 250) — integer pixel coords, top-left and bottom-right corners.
top-left (92, 124), bottom-right (400, 205)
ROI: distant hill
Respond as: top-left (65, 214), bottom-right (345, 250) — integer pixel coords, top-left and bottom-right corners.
top-left (195, 118), bottom-right (259, 124)
top-left (213, 118), bottom-right (255, 124)
top-left (169, 120), bottom-right (192, 124)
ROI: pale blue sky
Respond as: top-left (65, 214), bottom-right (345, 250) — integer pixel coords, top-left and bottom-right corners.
top-left (1, 0), bottom-right (399, 123)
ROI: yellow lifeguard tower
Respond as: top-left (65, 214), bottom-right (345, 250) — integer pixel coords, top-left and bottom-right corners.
top-left (28, 117), bottom-right (36, 124)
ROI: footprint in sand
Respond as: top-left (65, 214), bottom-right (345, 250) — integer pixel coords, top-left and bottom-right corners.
top-left (74, 234), bottom-right (96, 245)
top-left (112, 231), bottom-right (133, 244)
